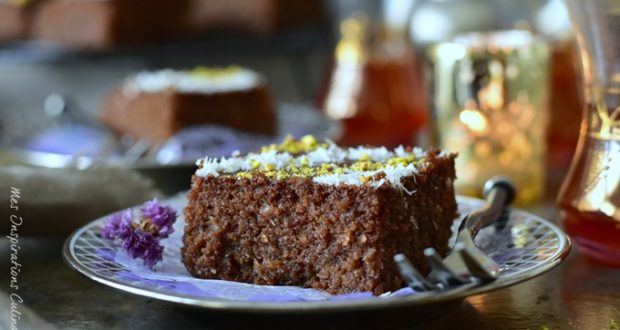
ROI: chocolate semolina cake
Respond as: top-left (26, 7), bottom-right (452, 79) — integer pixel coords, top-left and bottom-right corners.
top-left (182, 136), bottom-right (458, 295)
top-left (32, 0), bottom-right (188, 49)
top-left (186, 0), bottom-right (323, 36)
top-left (0, 0), bottom-right (47, 43)
top-left (101, 66), bottom-right (276, 144)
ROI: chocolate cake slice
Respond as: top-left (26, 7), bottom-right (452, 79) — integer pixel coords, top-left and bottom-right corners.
top-left (0, 0), bottom-right (47, 43)
top-left (186, 0), bottom-right (324, 35)
top-left (182, 136), bottom-right (458, 295)
top-left (32, 0), bottom-right (188, 49)
top-left (101, 66), bottom-right (276, 144)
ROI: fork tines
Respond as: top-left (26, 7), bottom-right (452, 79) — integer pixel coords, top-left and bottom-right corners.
top-left (393, 254), bottom-right (437, 292)
top-left (394, 178), bottom-right (514, 293)
top-left (394, 246), bottom-right (493, 293)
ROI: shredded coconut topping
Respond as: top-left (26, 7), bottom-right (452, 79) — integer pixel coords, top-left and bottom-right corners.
top-left (123, 66), bottom-right (261, 95)
top-left (194, 136), bottom-right (441, 190)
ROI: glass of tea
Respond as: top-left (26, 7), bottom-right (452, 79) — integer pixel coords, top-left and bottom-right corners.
top-left (559, 0), bottom-right (620, 265)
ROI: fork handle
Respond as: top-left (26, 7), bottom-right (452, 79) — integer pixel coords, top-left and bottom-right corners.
top-left (465, 177), bottom-right (516, 238)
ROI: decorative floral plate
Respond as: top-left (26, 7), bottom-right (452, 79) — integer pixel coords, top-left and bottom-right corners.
top-left (63, 194), bottom-right (570, 313)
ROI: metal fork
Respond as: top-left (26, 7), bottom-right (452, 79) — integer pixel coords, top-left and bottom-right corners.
top-left (394, 177), bottom-right (516, 292)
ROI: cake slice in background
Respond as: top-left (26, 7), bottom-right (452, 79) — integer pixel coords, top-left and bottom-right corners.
top-left (182, 136), bottom-right (458, 295)
top-left (100, 66), bottom-right (276, 145)
top-left (30, 0), bottom-right (323, 49)
top-left (32, 0), bottom-right (189, 49)
top-left (0, 0), bottom-right (47, 43)
top-left (186, 0), bottom-right (324, 36)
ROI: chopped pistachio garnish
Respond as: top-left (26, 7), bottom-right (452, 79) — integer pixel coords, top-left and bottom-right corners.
top-left (250, 160), bottom-right (260, 169)
top-left (227, 135), bottom-right (422, 182)
top-left (300, 134), bottom-right (318, 149)
top-left (190, 65), bottom-right (242, 78)
top-left (236, 172), bottom-right (252, 179)
top-left (387, 155), bottom-right (417, 167)
top-left (261, 134), bottom-right (329, 154)
top-left (349, 161), bottom-right (384, 172)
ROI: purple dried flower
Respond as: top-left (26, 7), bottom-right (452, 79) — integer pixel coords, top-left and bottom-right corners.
top-left (122, 230), bottom-right (164, 268)
top-left (140, 198), bottom-right (177, 238)
top-left (102, 210), bottom-right (133, 240)
top-left (101, 199), bottom-right (178, 269)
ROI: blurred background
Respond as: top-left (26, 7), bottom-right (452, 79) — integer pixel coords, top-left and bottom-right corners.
top-left (0, 0), bottom-right (583, 205)
top-left (4, 4), bottom-right (620, 328)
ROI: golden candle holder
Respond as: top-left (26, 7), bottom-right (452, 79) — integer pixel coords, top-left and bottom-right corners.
top-left (430, 30), bottom-right (550, 205)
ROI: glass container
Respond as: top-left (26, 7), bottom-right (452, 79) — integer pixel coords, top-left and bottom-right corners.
top-left (430, 30), bottom-right (550, 205)
top-left (319, 0), bottom-right (428, 148)
top-left (558, 0), bottom-right (620, 265)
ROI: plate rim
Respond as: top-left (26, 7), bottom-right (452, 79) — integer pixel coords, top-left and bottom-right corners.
top-left (62, 195), bottom-right (571, 314)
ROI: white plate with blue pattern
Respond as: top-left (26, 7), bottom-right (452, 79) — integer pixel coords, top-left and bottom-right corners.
top-left (63, 194), bottom-right (571, 313)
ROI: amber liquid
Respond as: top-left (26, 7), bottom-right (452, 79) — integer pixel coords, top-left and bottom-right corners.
top-left (320, 56), bottom-right (428, 148)
top-left (558, 133), bottom-right (620, 265)
top-left (562, 208), bottom-right (620, 265)
top-left (339, 59), bottom-right (427, 147)
top-left (547, 41), bottom-right (583, 171)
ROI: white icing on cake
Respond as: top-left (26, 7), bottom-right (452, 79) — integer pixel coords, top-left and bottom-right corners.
top-left (305, 144), bottom-right (347, 166)
top-left (195, 141), bottom-right (441, 190)
top-left (123, 68), bottom-right (262, 95)
top-left (311, 163), bottom-right (418, 191)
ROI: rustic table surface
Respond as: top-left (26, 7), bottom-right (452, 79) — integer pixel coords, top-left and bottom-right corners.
top-left (2, 211), bottom-right (619, 330)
